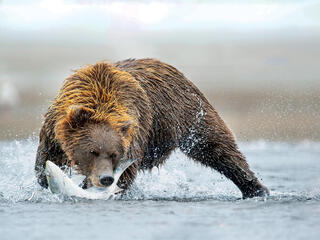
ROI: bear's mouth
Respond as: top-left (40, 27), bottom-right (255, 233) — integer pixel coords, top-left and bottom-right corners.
top-left (80, 176), bottom-right (107, 189)
top-left (71, 165), bottom-right (106, 189)
top-left (74, 158), bottom-right (138, 190)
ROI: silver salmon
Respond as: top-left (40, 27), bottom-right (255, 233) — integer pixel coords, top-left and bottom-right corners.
top-left (45, 159), bottom-right (137, 200)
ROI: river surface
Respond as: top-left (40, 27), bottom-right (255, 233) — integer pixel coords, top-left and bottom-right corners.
top-left (0, 138), bottom-right (319, 240)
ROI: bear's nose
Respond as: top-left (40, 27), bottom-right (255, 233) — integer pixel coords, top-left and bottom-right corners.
top-left (99, 175), bottom-right (114, 187)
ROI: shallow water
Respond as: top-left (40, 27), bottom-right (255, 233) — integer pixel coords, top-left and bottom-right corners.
top-left (0, 138), bottom-right (319, 240)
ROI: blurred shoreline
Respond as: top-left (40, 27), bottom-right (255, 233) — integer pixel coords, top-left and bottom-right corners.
top-left (1, 87), bottom-right (319, 141)
top-left (1, 34), bottom-right (319, 141)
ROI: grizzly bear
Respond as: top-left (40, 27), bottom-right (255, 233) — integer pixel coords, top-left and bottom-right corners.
top-left (35, 58), bottom-right (269, 198)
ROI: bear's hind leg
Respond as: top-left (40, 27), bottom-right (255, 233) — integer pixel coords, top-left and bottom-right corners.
top-left (179, 123), bottom-right (269, 198)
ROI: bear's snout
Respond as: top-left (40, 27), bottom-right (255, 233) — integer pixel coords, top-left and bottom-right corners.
top-left (99, 175), bottom-right (114, 187)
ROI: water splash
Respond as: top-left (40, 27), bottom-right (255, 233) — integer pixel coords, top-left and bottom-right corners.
top-left (0, 138), bottom-right (319, 204)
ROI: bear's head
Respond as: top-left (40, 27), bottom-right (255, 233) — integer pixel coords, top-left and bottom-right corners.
top-left (55, 105), bottom-right (136, 188)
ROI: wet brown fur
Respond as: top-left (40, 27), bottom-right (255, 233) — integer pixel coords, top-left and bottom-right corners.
top-left (35, 58), bottom-right (269, 198)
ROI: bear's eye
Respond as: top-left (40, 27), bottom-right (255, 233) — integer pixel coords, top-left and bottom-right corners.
top-left (110, 153), bottom-right (117, 159)
top-left (90, 150), bottom-right (100, 157)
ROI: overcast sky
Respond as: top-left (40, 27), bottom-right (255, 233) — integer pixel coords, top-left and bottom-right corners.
top-left (1, 0), bottom-right (320, 32)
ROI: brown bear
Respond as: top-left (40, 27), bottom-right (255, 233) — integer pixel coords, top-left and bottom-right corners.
top-left (35, 58), bottom-right (269, 198)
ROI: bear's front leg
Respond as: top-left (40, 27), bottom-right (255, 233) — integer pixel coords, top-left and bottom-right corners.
top-left (35, 126), bottom-right (67, 188)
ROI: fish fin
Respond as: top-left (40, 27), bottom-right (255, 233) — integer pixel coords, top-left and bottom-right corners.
top-left (114, 158), bottom-right (138, 175)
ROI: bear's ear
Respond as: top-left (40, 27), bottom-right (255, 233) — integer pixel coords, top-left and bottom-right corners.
top-left (64, 105), bottom-right (94, 129)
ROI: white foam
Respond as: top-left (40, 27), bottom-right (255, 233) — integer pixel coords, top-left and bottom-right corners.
top-left (0, 138), bottom-right (319, 203)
